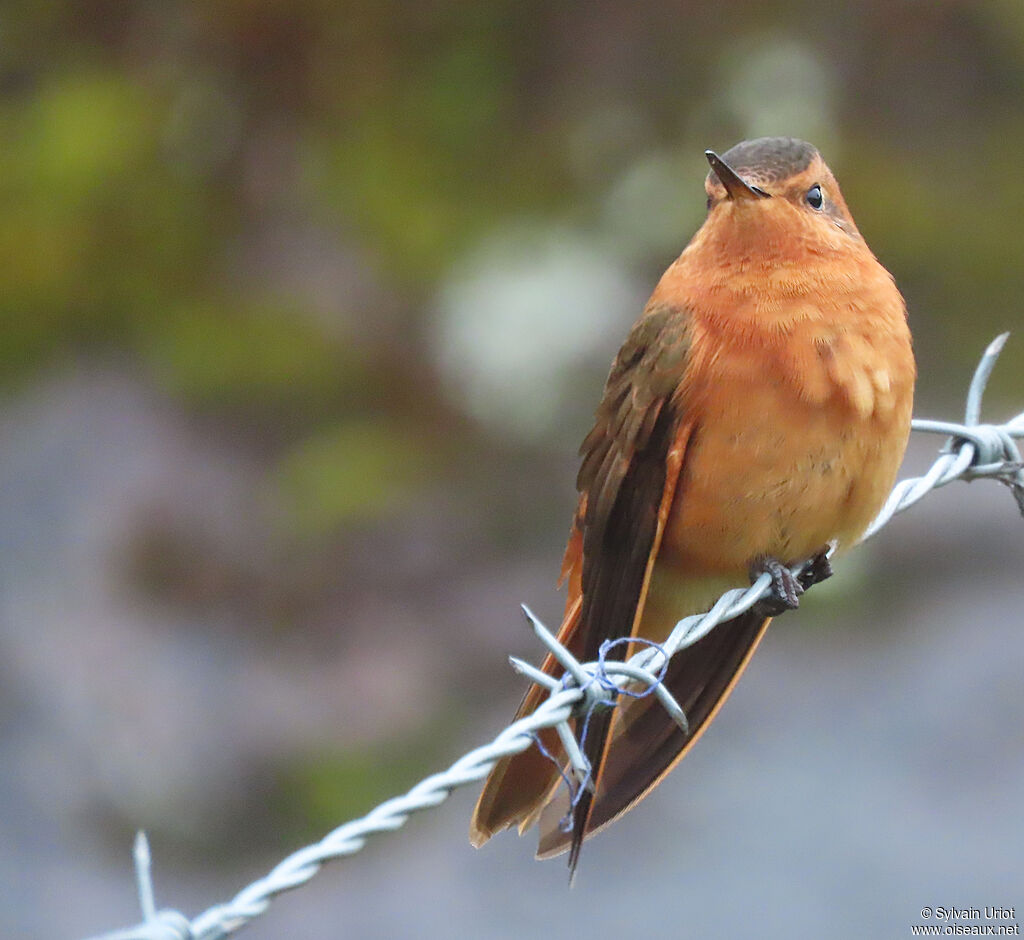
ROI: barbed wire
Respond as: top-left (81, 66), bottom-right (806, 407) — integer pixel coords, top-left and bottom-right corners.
top-left (84, 334), bottom-right (1024, 940)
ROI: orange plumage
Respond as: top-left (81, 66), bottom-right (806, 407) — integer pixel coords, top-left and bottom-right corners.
top-left (470, 138), bottom-right (915, 873)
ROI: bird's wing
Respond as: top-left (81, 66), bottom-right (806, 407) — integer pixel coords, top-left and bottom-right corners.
top-left (561, 303), bottom-right (694, 873)
top-left (469, 303), bottom-right (692, 849)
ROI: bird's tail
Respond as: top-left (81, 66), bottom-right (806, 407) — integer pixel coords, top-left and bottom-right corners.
top-left (469, 596), bottom-right (584, 848)
top-left (536, 606), bottom-right (771, 858)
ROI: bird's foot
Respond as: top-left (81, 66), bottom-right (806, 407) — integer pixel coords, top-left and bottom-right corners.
top-left (749, 555), bottom-right (803, 616)
top-left (797, 549), bottom-right (833, 592)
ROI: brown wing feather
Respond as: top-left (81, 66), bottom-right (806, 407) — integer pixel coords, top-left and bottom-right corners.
top-left (469, 303), bottom-right (693, 854)
top-left (573, 304), bottom-right (692, 662)
top-left (567, 410), bottom-right (689, 873)
top-left (565, 306), bottom-right (693, 873)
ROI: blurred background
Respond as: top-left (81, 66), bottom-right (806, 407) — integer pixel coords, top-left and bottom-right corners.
top-left (2, 2), bottom-right (1022, 937)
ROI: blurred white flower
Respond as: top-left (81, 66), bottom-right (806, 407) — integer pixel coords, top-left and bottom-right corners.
top-left (602, 148), bottom-right (705, 261)
top-left (432, 225), bottom-right (643, 441)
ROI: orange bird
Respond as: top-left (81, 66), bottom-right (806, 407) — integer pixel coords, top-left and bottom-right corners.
top-left (469, 137), bottom-right (915, 873)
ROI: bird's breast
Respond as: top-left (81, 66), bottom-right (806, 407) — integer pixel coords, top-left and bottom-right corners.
top-left (659, 293), bottom-right (914, 578)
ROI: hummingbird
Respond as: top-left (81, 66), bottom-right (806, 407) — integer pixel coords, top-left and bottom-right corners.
top-left (469, 137), bottom-right (915, 875)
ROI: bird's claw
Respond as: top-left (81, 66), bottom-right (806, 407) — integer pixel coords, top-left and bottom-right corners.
top-left (797, 549), bottom-right (833, 592)
top-left (749, 555), bottom-right (803, 616)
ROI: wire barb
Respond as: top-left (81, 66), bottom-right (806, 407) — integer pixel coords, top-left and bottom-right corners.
top-left (134, 832), bottom-right (156, 924)
top-left (84, 335), bottom-right (1023, 940)
top-left (863, 332), bottom-right (1023, 539)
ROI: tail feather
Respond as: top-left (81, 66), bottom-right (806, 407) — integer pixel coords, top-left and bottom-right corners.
top-left (536, 608), bottom-right (771, 858)
top-left (469, 598), bottom-right (583, 847)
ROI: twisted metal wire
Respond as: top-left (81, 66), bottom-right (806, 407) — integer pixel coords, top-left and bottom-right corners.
top-left (84, 334), bottom-right (1024, 940)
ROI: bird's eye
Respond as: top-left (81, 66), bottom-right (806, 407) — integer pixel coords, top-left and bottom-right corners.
top-left (806, 184), bottom-right (824, 210)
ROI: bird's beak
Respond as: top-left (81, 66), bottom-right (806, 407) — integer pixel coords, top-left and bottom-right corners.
top-left (705, 150), bottom-right (771, 200)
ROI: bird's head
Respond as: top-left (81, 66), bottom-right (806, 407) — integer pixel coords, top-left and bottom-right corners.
top-left (701, 137), bottom-right (863, 256)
